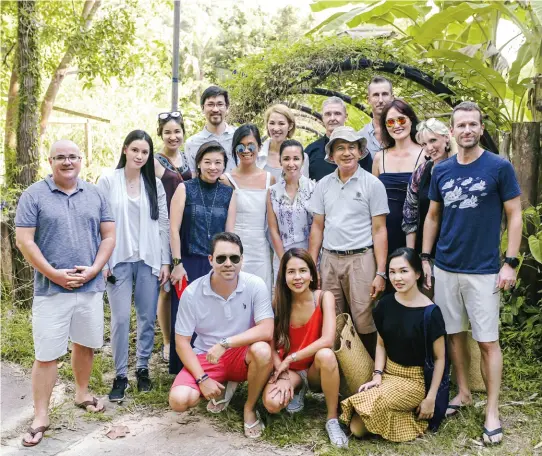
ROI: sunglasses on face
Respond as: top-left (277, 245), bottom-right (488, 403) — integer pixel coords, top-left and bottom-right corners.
top-left (158, 111), bottom-right (184, 122)
top-left (385, 116), bottom-right (408, 128)
top-left (215, 254), bottom-right (241, 265)
top-left (235, 143), bottom-right (258, 154)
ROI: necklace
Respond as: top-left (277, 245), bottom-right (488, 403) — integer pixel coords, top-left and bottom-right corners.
top-left (198, 179), bottom-right (219, 240)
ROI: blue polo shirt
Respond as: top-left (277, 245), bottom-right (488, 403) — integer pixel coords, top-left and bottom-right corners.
top-left (15, 175), bottom-right (114, 296)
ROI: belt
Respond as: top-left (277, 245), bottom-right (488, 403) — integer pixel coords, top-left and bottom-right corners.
top-left (324, 246), bottom-right (373, 256)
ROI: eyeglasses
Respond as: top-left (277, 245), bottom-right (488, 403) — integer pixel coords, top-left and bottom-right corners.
top-left (51, 155), bottom-right (82, 163)
top-left (215, 254), bottom-right (241, 265)
top-left (385, 116), bottom-right (408, 128)
top-left (158, 111), bottom-right (184, 122)
top-left (204, 102), bottom-right (227, 110)
top-left (235, 143), bottom-right (258, 154)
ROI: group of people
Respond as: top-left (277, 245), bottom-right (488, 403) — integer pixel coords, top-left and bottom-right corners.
top-left (15, 79), bottom-right (521, 449)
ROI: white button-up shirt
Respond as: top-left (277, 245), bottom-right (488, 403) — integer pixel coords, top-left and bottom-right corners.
top-left (185, 124), bottom-right (237, 173)
top-left (309, 166), bottom-right (389, 250)
top-left (175, 271), bottom-right (274, 354)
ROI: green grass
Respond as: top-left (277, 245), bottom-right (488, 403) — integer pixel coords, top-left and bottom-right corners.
top-left (3, 298), bottom-right (541, 455)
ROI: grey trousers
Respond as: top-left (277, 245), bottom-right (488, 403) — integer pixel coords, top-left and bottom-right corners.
top-left (106, 260), bottom-right (160, 377)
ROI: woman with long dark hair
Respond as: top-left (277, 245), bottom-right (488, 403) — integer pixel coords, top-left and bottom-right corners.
top-left (262, 248), bottom-right (348, 448)
top-left (223, 124), bottom-right (275, 294)
top-left (154, 111), bottom-right (192, 363)
top-left (341, 247), bottom-right (447, 442)
top-left (168, 140), bottom-right (236, 376)
top-left (372, 100), bottom-right (423, 255)
top-left (98, 130), bottom-right (170, 402)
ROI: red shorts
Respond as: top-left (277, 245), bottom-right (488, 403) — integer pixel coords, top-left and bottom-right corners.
top-left (171, 346), bottom-right (249, 392)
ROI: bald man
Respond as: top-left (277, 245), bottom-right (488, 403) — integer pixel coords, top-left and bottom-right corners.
top-left (15, 140), bottom-right (116, 447)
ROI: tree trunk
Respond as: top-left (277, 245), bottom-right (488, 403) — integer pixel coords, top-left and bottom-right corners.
top-left (510, 122), bottom-right (540, 208)
top-left (39, 0), bottom-right (101, 138)
top-left (4, 61), bottom-right (19, 188)
top-left (14, 0), bottom-right (41, 305)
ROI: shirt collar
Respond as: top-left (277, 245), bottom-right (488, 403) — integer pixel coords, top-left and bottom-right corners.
top-left (332, 165), bottom-right (362, 183)
top-left (202, 270), bottom-right (247, 299)
top-left (45, 175), bottom-right (84, 193)
top-left (201, 123), bottom-right (235, 139)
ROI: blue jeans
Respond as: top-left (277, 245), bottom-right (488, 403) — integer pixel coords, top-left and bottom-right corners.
top-left (106, 261), bottom-right (160, 377)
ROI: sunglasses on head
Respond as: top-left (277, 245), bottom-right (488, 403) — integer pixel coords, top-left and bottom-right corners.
top-left (215, 254), bottom-right (241, 265)
top-left (385, 116), bottom-right (408, 128)
top-left (158, 111), bottom-right (184, 122)
top-left (235, 143), bottom-right (257, 154)
top-left (416, 118), bottom-right (438, 132)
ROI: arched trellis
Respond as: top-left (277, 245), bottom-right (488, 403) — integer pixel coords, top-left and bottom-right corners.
top-left (226, 37), bottom-right (500, 152)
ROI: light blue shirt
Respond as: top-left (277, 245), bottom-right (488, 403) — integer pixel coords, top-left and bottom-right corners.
top-left (359, 121), bottom-right (384, 158)
top-left (185, 124), bottom-right (237, 173)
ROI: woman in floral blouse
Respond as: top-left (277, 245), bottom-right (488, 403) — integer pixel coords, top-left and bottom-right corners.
top-left (267, 139), bottom-right (316, 285)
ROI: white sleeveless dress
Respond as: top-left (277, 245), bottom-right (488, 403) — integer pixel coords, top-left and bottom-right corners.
top-left (225, 172), bottom-right (273, 295)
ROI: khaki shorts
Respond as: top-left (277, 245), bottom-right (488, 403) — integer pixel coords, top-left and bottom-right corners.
top-left (320, 249), bottom-right (376, 334)
top-left (32, 292), bottom-right (104, 362)
top-left (434, 266), bottom-right (500, 343)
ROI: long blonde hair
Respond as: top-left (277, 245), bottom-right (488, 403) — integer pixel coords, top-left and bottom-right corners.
top-left (415, 118), bottom-right (457, 157)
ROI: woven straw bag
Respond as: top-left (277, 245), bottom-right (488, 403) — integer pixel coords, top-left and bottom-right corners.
top-left (333, 313), bottom-right (374, 397)
top-left (451, 331), bottom-right (486, 392)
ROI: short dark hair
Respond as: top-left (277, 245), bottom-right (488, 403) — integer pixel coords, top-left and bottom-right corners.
top-left (211, 232), bottom-right (243, 256)
top-left (201, 85), bottom-right (230, 108)
top-left (368, 76), bottom-right (393, 93)
top-left (380, 99), bottom-right (419, 148)
top-left (195, 140), bottom-right (228, 177)
top-left (451, 101), bottom-right (483, 126)
top-left (279, 139), bottom-right (304, 159)
top-left (387, 247), bottom-right (423, 288)
top-left (231, 123), bottom-right (262, 166)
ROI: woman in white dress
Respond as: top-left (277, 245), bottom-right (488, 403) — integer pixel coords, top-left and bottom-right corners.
top-left (267, 139), bottom-right (315, 284)
top-left (257, 104), bottom-right (309, 181)
top-left (223, 124), bottom-right (276, 294)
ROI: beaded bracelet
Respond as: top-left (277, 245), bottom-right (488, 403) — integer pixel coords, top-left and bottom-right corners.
top-left (373, 369), bottom-right (384, 376)
top-left (195, 373), bottom-right (209, 385)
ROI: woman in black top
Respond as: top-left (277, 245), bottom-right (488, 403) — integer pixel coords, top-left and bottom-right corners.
top-left (340, 247), bottom-right (446, 442)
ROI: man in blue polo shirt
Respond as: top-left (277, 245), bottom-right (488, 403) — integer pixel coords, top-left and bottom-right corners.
top-left (15, 140), bottom-right (115, 447)
top-left (422, 102), bottom-right (522, 445)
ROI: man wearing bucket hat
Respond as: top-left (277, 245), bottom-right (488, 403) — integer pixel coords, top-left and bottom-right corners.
top-left (308, 126), bottom-right (389, 356)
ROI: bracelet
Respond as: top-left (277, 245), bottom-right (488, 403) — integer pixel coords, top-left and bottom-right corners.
top-left (420, 253), bottom-right (432, 261)
top-left (195, 373), bottom-right (209, 385)
top-left (373, 369), bottom-right (384, 376)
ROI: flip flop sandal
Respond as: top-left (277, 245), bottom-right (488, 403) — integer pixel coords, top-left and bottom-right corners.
top-left (244, 411), bottom-right (265, 439)
top-left (75, 397), bottom-right (105, 413)
top-left (21, 425), bottom-right (50, 447)
top-left (483, 426), bottom-right (503, 445)
top-left (206, 381), bottom-right (238, 414)
top-left (445, 404), bottom-right (464, 417)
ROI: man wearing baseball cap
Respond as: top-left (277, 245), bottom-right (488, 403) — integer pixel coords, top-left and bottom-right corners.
top-left (308, 126), bottom-right (389, 356)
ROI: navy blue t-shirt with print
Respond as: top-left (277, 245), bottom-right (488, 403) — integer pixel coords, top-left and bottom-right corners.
top-left (429, 151), bottom-right (520, 274)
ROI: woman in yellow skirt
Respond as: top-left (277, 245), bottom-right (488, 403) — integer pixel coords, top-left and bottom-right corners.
top-left (340, 247), bottom-right (446, 442)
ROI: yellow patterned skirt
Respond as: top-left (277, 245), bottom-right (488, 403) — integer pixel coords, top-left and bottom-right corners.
top-left (340, 358), bottom-right (428, 442)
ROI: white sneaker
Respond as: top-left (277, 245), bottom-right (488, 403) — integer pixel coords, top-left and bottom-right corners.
top-left (326, 418), bottom-right (349, 448)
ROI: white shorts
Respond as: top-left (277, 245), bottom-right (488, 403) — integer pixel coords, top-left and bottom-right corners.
top-left (434, 266), bottom-right (500, 343)
top-left (32, 292), bottom-right (104, 362)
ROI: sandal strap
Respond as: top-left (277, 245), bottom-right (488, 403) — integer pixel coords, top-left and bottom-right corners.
top-left (27, 425), bottom-right (49, 436)
top-left (483, 427), bottom-right (503, 437)
top-left (76, 397), bottom-right (99, 408)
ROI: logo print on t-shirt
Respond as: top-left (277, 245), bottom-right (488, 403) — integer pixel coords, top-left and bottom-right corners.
top-left (443, 177), bottom-right (487, 210)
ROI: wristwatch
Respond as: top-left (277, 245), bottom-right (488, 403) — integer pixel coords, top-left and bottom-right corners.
top-left (290, 352), bottom-right (297, 362)
top-left (376, 271), bottom-right (388, 281)
top-left (172, 258), bottom-right (182, 267)
top-left (420, 253), bottom-right (432, 261)
top-left (219, 337), bottom-right (230, 349)
top-left (504, 257), bottom-right (519, 269)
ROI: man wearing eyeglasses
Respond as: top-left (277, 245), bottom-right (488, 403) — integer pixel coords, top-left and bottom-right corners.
top-left (169, 232), bottom-right (273, 439)
top-left (15, 139), bottom-right (115, 448)
top-left (359, 76), bottom-right (394, 158)
top-left (185, 86), bottom-right (237, 175)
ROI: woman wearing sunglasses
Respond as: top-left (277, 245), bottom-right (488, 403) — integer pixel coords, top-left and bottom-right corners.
top-left (267, 140), bottom-right (315, 285)
top-left (257, 104), bottom-right (309, 181)
top-left (402, 118), bottom-right (456, 258)
top-left (154, 111), bottom-right (192, 363)
top-left (168, 141), bottom-right (236, 375)
top-left (372, 100), bottom-right (423, 256)
top-left (98, 130), bottom-right (170, 401)
top-left (224, 124), bottom-right (276, 295)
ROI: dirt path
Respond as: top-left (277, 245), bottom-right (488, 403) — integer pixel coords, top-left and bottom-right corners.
top-left (1, 363), bottom-right (312, 456)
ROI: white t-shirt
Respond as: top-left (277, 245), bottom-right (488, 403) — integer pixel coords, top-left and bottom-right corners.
top-left (175, 271), bottom-right (274, 354)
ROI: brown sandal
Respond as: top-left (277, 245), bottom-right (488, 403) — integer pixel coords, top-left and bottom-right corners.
top-left (21, 425), bottom-right (50, 447)
top-left (75, 397), bottom-right (105, 413)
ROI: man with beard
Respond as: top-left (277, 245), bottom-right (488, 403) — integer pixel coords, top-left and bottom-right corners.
top-left (169, 232), bottom-right (274, 439)
top-left (359, 76), bottom-right (394, 158)
top-left (422, 101), bottom-right (522, 446)
top-left (185, 86), bottom-right (237, 174)
top-left (305, 97), bottom-right (372, 181)
top-left (16, 140), bottom-right (116, 447)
